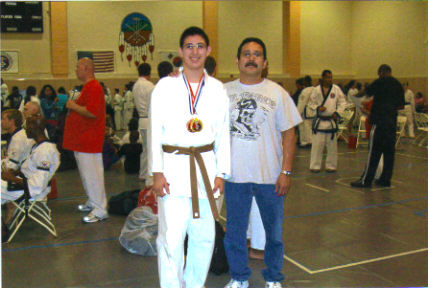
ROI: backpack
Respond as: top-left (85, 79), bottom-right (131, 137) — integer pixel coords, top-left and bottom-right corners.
top-left (209, 221), bottom-right (229, 275)
top-left (108, 189), bottom-right (140, 215)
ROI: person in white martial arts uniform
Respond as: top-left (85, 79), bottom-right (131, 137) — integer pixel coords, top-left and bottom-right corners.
top-left (297, 75), bottom-right (315, 148)
top-left (149, 26), bottom-right (230, 288)
top-left (2, 115), bottom-right (60, 206)
top-left (307, 70), bottom-right (346, 173)
top-left (1, 109), bottom-right (34, 171)
top-left (401, 82), bottom-right (416, 138)
top-left (123, 83), bottom-right (135, 130)
top-left (223, 37), bottom-right (301, 288)
top-left (63, 58), bottom-right (108, 223)
top-left (132, 63), bottom-right (155, 183)
top-left (113, 88), bottom-right (124, 131)
top-left (1, 109), bottom-right (36, 223)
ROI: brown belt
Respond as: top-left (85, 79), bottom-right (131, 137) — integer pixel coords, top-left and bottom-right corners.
top-left (162, 142), bottom-right (219, 221)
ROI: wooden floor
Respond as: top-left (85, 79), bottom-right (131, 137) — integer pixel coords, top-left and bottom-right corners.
top-left (2, 137), bottom-right (427, 288)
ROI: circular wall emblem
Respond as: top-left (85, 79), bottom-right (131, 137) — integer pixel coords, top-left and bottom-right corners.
top-left (1, 52), bottom-right (13, 72)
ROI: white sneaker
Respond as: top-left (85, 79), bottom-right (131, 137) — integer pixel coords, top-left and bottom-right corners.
top-left (265, 282), bottom-right (282, 288)
top-left (77, 204), bottom-right (93, 212)
top-left (82, 212), bottom-right (108, 223)
top-left (224, 279), bottom-right (249, 288)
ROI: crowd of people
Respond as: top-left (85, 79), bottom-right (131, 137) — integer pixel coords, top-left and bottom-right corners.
top-left (1, 25), bottom-right (427, 288)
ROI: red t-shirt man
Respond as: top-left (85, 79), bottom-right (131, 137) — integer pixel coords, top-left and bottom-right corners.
top-left (63, 79), bottom-right (105, 153)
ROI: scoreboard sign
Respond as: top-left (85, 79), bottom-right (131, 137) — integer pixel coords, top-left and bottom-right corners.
top-left (1, 1), bottom-right (43, 33)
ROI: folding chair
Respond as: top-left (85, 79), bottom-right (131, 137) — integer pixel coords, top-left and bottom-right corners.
top-left (355, 115), bottom-right (367, 148)
top-left (414, 113), bottom-right (428, 148)
top-left (7, 177), bottom-right (57, 243)
top-left (337, 108), bottom-right (355, 143)
top-left (395, 116), bottom-right (407, 148)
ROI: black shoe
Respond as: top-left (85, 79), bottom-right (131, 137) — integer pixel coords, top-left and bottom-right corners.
top-left (374, 179), bottom-right (391, 187)
top-left (350, 180), bottom-right (371, 188)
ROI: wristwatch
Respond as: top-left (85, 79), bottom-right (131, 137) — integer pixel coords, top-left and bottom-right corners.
top-left (280, 170), bottom-right (292, 176)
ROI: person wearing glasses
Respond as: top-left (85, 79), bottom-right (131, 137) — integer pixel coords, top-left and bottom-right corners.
top-left (223, 38), bottom-right (301, 288)
top-left (149, 26), bottom-right (230, 288)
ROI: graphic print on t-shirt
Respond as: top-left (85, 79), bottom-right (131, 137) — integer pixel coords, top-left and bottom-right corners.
top-left (229, 92), bottom-right (274, 140)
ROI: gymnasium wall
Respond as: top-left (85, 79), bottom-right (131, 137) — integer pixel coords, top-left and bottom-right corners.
top-left (1, 1), bottom-right (427, 96)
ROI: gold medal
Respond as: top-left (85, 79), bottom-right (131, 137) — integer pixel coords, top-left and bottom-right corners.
top-left (187, 117), bottom-right (203, 133)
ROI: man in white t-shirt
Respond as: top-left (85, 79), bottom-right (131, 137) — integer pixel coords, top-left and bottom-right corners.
top-left (132, 63), bottom-right (154, 183)
top-left (223, 37), bottom-right (301, 288)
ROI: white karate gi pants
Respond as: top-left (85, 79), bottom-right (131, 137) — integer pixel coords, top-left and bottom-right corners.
top-left (124, 108), bottom-right (134, 129)
top-left (114, 110), bottom-right (123, 131)
top-left (139, 128), bottom-right (149, 183)
top-left (157, 195), bottom-right (215, 288)
top-left (246, 196), bottom-right (266, 250)
top-left (310, 133), bottom-right (338, 170)
top-left (298, 119), bottom-right (313, 145)
top-left (74, 152), bottom-right (108, 218)
top-left (403, 106), bottom-right (415, 137)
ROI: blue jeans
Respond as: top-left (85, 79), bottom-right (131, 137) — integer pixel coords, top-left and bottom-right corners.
top-left (224, 182), bottom-right (285, 282)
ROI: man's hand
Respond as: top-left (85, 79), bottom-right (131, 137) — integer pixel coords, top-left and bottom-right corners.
top-left (1, 169), bottom-right (22, 185)
top-left (1, 169), bottom-right (15, 181)
top-left (152, 173), bottom-right (170, 197)
top-left (275, 174), bottom-right (291, 196)
top-left (318, 106), bottom-right (326, 112)
top-left (213, 177), bottom-right (225, 195)
top-left (66, 99), bottom-right (77, 110)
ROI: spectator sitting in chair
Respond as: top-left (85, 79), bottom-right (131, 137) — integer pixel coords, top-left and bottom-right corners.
top-left (1, 115), bottom-right (60, 223)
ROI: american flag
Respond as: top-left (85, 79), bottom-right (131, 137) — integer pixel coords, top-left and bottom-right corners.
top-left (77, 51), bottom-right (115, 73)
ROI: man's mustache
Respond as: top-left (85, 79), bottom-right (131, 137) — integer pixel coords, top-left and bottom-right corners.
top-left (245, 62), bottom-right (258, 68)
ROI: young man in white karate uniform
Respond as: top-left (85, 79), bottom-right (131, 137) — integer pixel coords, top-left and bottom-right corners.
top-left (307, 70), bottom-right (346, 173)
top-left (150, 26), bottom-right (230, 288)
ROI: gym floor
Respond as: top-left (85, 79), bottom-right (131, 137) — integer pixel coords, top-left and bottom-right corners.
top-left (2, 137), bottom-right (427, 288)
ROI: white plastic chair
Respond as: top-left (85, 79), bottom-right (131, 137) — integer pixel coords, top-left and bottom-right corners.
top-left (356, 115), bottom-right (367, 148)
top-left (414, 113), bottom-right (428, 148)
top-left (337, 108), bottom-right (355, 143)
top-left (7, 182), bottom-right (57, 243)
top-left (395, 116), bottom-right (407, 148)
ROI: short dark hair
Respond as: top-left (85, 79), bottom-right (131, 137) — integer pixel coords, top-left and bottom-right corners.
top-left (58, 86), bottom-right (66, 94)
top-left (378, 64), bottom-right (392, 74)
top-left (296, 78), bottom-right (305, 86)
top-left (237, 37), bottom-right (267, 60)
top-left (304, 75), bottom-right (312, 87)
top-left (138, 63), bottom-right (151, 77)
top-left (179, 26), bottom-right (209, 48)
top-left (26, 86), bottom-right (36, 97)
top-left (3, 109), bottom-right (23, 128)
top-left (157, 61), bottom-right (173, 79)
top-left (322, 70), bottom-right (332, 77)
top-left (204, 56), bottom-right (217, 76)
top-left (128, 118), bottom-right (138, 131)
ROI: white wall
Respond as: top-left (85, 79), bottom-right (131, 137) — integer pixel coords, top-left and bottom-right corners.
top-left (67, 1), bottom-right (203, 78)
top-left (351, 1), bottom-right (427, 79)
top-left (300, 1), bottom-right (353, 78)
top-left (218, 1), bottom-right (283, 77)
